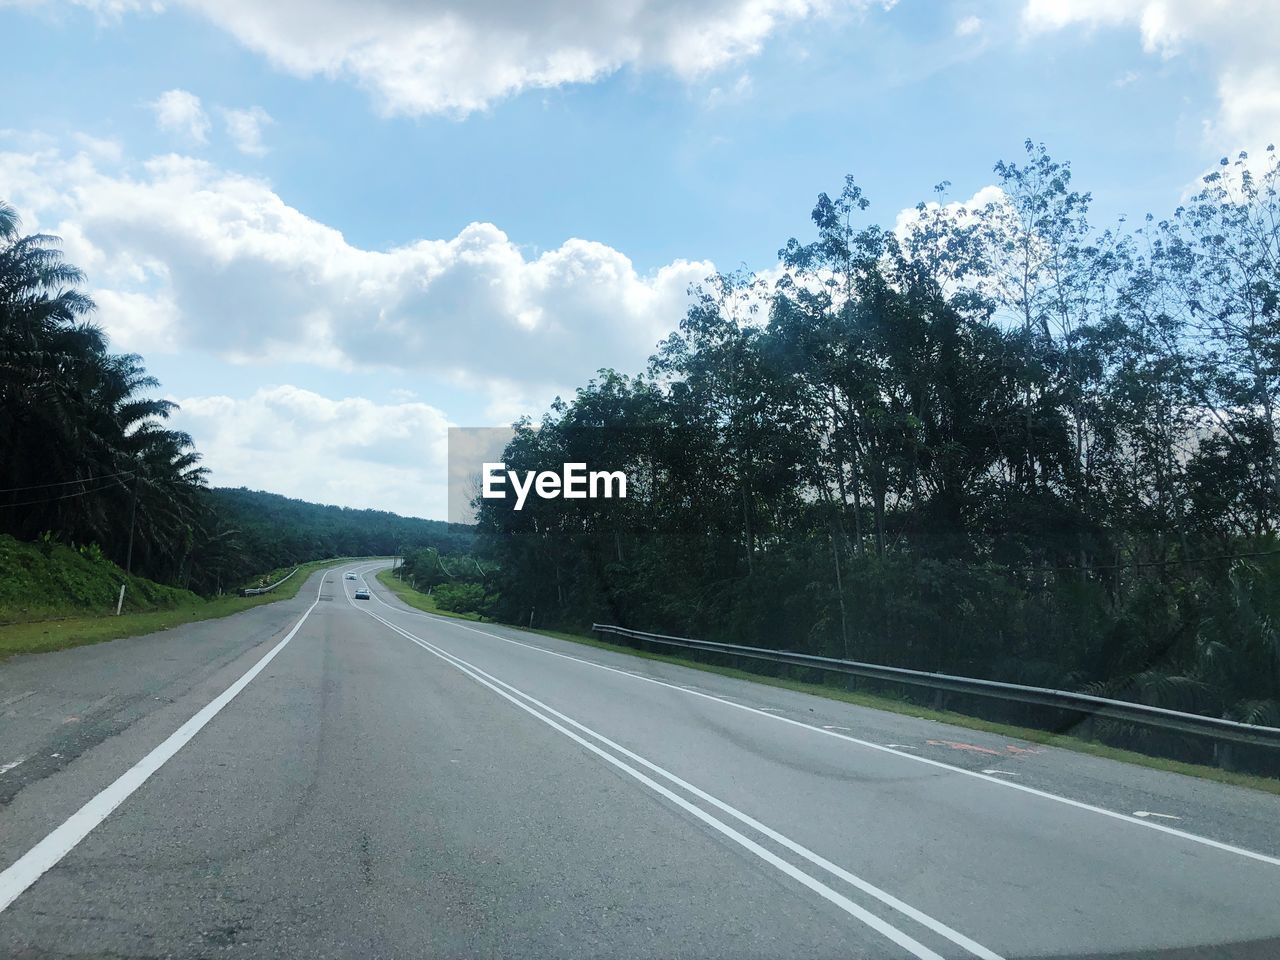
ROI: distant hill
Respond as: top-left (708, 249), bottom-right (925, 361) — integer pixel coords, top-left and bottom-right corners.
top-left (209, 488), bottom-right (475, 573)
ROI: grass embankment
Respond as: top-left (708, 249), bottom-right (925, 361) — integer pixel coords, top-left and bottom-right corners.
top-left (375, 569), bottom-right (484, 621)
top-left (376, 568), bottom-right (1280, 795)
top-left (0, 534), bottom-right (200, 624)
top-left (0, 539), bottom-right (378, 660)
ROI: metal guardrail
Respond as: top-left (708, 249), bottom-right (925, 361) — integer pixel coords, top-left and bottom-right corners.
top-left (591, 624), bottom-right (1280, 750)
top-left (241, 566), bottom-right (300, 596)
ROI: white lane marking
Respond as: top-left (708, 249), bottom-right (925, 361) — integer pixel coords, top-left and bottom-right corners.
top-left (358, 576), bottom-right (1280, 871)
top-left (1134, 811), bottom-right (1182, 821)
top-left (886, 744), bottom-right (917, 750)
top-left (425, 625), bottom-right (1003, 959)
top-left (981, 770), bottom-right (1018, 778)
top-left (823, 725), bottom-right (852, 732)
top-left (353, 601), bottom-right (995, 960)
top-left (0, 758), bottom-right (26, 775)
top-left (0, 572), bottom-right (332, 914)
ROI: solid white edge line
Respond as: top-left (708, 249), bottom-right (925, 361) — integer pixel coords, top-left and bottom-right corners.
top-left (356, 599), bottom-right (1005, 960)
top-left (361, 563), bottom-right (1280, 870)
top-left (0, 570), bottom-right (331, 914)
top-left (350, 599), bottom-right (955, 960)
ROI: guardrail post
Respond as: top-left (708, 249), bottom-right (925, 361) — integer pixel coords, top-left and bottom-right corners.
top-left (1214, 741), bottom-right (1236, 772)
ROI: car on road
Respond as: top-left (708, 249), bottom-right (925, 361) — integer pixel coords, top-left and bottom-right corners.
top-left (344, 572), bottom-right (357, 580)
top-left (354, 588), bottom-right (370, 600)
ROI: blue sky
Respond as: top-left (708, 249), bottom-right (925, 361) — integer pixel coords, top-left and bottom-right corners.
top-left (2, 0), bottom-right (1276, 517)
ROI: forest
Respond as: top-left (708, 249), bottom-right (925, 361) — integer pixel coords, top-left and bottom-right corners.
top-left (0, 200), bottom-right (468, 595)
top-left (476, 143), bottom-right (1280, 737)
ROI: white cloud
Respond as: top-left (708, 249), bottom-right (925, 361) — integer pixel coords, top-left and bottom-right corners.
top-left (63, 0), bottom-right (883, 116)
top-left (1214, 65), bottom-right (1280, 149)
top-left (148, 88), bottom-right (210, 144)
top-left (71, 133), bottom-right (125, 162)
top-left (92, 288), bottom-right (181, 351)
top-left (955, 15), bottom-right (982, 37)
top-left (221, 105), bottom-right (273, 155)
top-left (705, 72), bottom-right (754, 107)
top-left (0, 138), bottom-right (714, 412)
top-left (170, 385), bottom-right (452, 517)
top-left (1023, 0), bottom-right (1280, 148)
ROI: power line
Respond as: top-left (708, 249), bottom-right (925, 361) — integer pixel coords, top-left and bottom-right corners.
top-left (0, 470), bottom-right (135, 494)
top-left (1, 478), bottom-right (132, 509)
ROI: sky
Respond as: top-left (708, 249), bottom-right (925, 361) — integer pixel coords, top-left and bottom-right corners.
top-left (2, 0), bottom-right (1278, 519)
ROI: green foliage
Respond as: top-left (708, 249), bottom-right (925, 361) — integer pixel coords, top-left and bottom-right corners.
top-left (0, 201), bottom-right (473, 598)
top-left (392, 546), bottom-right (496, 616)
top-left (477, 144), bottom-right (1280, 751)
top-left (0, 532), bottom-right (198, 624)
top-left (0, 202), bottom-right (211, 589)
top-left (432, 582), bottom-right (488, 614)
top-left (205, 488), bottom-right (475, 591)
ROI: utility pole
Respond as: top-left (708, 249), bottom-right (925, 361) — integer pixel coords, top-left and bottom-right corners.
top-left (124, 471), bottom-right (140, 575)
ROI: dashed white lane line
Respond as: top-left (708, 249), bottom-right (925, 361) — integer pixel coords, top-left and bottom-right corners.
top-left (0, 758), bottom-right (26, 775)
top-left (1133, 811), bottom-right (1182, 821)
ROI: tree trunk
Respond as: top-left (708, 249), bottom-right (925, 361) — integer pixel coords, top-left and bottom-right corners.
top-left (831, 531), bottom-right (850, 658)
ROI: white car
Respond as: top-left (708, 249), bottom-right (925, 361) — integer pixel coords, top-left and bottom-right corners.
top-left (344, 572), bottom-right (357, 580)
top-left (354, 588), bottom-right (370, 600)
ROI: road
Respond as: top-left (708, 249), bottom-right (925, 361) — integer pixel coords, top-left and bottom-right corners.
top-left (2, 560), bottom-right (1279, 958)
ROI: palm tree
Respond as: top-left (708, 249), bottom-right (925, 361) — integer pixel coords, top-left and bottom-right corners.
top-left (0, 199), bottom-right (214, 585)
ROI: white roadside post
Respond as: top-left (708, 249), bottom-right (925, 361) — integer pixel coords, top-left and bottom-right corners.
top-left (115, 583), bottom-right (126, 616)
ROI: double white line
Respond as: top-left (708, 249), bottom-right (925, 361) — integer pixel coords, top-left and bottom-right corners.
top-left (349, 590), bottom-right (1004, 960)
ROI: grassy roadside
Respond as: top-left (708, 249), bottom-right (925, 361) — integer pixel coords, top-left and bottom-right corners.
top-left (0, 556), bottom-right (383, 660)
top-left (375, 569), bottom-right (484, 621)
top-left (0, 533), bottom-right (198, 623)
top-left (375, 573), bottom-right (1280, 796)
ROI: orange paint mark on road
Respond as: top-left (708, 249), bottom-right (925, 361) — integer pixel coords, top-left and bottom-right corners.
top-left (926, 739), bottom-right (1000, 755)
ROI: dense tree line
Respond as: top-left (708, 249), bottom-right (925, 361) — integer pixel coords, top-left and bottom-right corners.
top-left (478, 144), bottom-right (1280, 740)
top-left (212, 488), bottom-right (474, 585)
top-left (0, 202), bottom-right (471, 595)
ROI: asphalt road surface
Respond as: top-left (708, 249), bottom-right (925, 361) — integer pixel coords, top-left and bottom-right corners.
top-left (2, 561), bottom-right (1279, 959)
